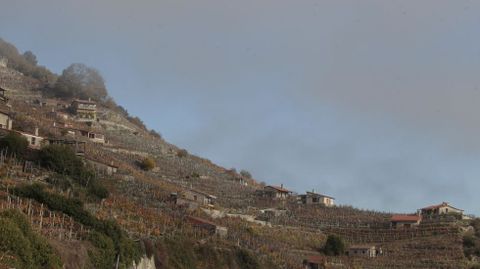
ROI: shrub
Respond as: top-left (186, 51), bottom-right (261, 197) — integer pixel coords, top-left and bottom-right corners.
top-left (240, 170), bottom-right (252, 178)
top-left (39, 145), bottom-right (108, 199)
top-left (11, 184), bottom-right (140, 268)
top-left (236, 248), bottom-right (261, 269)
top-left (0, 209), bottom-right (61, 268)
top-left (177, 149), bottom-right (188, 158)
top-left (323, 235), bottom-right (346, 256)
top-left (0, 132), bottom-right (29, 158)
top-left (140, 157), bottom-right (156, 171)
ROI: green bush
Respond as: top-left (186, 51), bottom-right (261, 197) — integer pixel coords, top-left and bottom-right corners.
top-left (39, 145), bottom-right (108, 199)
top-left (236, 248), bottom-right (261, 269)
top-left (0, 209), bottom-right (61, 268)
top-left (140, 157), bottom-right (155, 171)
top-left (323, 235), bottom-right (346, 256)
top-left (0, 132), bottom-right (29, 158)
top-left (88, 231), bottom-right (116, 269)
top-left (177, 149), bottom-right (188, 158)
top-left (11, 184), bottom-right (140, 268)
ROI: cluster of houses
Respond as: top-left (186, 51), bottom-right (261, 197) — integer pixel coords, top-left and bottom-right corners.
top-left (258, 184), bottom-right (336, 207)
top-left (0, 89), bottom-right (118, 176)
top-left (390, 202), bottom-right (464, 229)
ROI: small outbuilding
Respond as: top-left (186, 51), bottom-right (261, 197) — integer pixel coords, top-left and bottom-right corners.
top-left (303, 256), bottom-right (326, 269)
top-left (347, 245), bottom-right (381, 258)
top-left (391, 214), bottom-right (422, 229)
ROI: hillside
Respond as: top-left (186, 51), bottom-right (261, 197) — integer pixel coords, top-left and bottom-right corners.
top-left (0, 37), bottom-right (478, 269)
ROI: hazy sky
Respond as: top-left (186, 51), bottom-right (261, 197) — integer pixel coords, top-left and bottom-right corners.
top-left (1, 0), bottom-right (480, 214)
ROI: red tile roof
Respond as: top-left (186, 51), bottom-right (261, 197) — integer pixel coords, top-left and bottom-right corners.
top-left (305, 255), bottom-right (325, 264)
top-left (187, 216), bottom-right (217, 227)
top-left (391, 214), bottom-right (421, 222)
top-left (421, 202), bottom-right (464, 211)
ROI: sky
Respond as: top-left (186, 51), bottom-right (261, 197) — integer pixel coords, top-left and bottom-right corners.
top-left (1, 0), bottom-right (480, 214)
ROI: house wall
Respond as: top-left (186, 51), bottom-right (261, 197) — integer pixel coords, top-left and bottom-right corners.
top-left (20, 133), bottom-right (44, 149)
top-left (0, 113), bottom-right (12, 130)
top-left (348, 247), bottom-right (377, 258)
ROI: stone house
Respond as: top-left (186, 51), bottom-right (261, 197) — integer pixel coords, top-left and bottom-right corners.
top-left (17, 128), bottom-right (44, 149)
top-left (420, 202), bottom-right (463, 217)
top-left (391, 214), bottom-right (422, 228)
top-left (186, 216), bottom-right (228, 237)
top-left (174, 189), bottom-right (217, 208)
top-left (347, 245), bottom-right (381, 258)
top-left (263, 185), bottom-right (292, 199)
top-left (298, 191), bottom-right (335, 207)
top-left (85, 158), bottom-right (118, 176)
top-left (303, 256), bottom-right (326, 269)
top-left (71, 99), bottom-right (97, 122)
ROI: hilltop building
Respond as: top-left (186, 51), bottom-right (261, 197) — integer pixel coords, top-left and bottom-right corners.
top-left (391, 214), bottom-right (422, 229)
top-left (71, 99), bottom-right (97, 122)
top-left (298, 191), bottom-right (335, 207)
top-left (420, 202), bottom-right (463, 217)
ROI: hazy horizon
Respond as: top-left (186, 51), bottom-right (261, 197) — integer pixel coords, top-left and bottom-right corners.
top-left (1, 0), bottom-right (480, 214)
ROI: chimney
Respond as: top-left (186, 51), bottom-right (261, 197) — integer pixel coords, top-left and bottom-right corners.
top-left (34, 127), bottom-right (39, 136)
top-left (281, 183), bottom-right (284, 189)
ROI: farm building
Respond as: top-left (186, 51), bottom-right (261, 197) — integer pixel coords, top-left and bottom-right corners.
top-left (347, 245), bottom-right (381, 258)
top-left (186, 216), bottom-right (227, 237)
top-left (298, 191), bottom-right (335, 207)
top-left (303, 256), bottom-right (326, 269)
top-left (391, 214), bottom-right (422, 228)
top-left (262, 185), bottom-right (292, 199)
top-left (420, 202), bottom-right (463, 217)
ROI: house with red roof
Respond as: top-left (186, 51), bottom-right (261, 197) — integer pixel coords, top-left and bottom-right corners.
top-left (391, 214), bottom-right (422, 229)
top-left (303, 255), bottom-right (326, 269)
top-left (420, 202), bottom-right (463, 217)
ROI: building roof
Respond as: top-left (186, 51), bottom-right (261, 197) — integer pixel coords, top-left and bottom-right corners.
top-left (391, 214), bottom-right (421, 222)
top-left (265, 185), bottom-right (291, 193)
top-left (421, 202), bottom-right (464, 211)
top-left (187, 216), bottom-right (218, 227)
top-left (305, 191), bottom-right (335, 199)
top-left (305, 255), bottom-right (325, 264)
top-left (349, 244), bottom-right (376, 250)
top-left (73, 99), bottom-right (96, 104)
